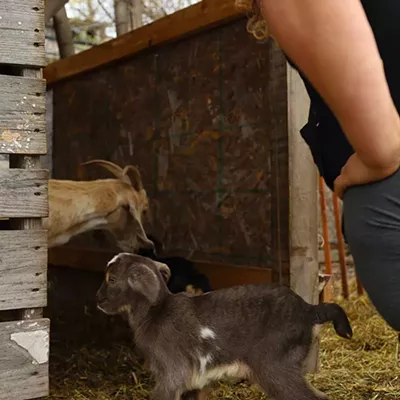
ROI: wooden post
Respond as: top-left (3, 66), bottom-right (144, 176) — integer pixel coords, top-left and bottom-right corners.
top-left (287, 64), bottom-right (320, 372)
top-left (0, 0), bottom-right (49, 398)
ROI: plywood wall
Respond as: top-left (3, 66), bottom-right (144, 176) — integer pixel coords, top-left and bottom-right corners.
top-left (52, 19), bottom-right (290, 280)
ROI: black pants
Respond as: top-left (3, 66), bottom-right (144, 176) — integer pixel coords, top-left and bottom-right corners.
top-left (342, 170), bottom-right (400, 332)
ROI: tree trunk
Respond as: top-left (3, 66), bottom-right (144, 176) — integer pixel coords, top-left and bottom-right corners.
top-left (54, 6), bottom-right (75, 59)
top-left (114, 0), bottom-right (130, 35)
top-left (45, 0), bottom-right (70, 23)
top-left (130, 0), bottom-right (143, 29)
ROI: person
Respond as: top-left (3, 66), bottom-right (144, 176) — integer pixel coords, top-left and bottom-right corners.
top-left (236, 0), bottom-right (400, 333)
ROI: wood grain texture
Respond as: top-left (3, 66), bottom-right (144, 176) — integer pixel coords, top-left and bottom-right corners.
top-left (0, 75), bottom-right (46, 155)
top-left (0, 230), bottom-right (47, 311)
top-left (287, 65), bottom-right (319, 373)
top-left (44, 0), bottom-right (242, 85)
top-left (0, 318), bottom-right (49, 399)
top-left (0, 168), bottom-right (48, 218)
top-left (0, 0), bottom-right (45, 67)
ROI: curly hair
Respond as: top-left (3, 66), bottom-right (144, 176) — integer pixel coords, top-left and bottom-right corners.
top-left (235, 0), bottom-right (270, 41)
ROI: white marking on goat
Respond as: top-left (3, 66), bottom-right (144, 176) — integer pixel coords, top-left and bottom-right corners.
top-left (50, 218), bottom-right (109, 247)
top-left (199, 353), bottom-right (213, 374)
top-left (200, 327), bottom-right (216, 340)
top-left (190, 361), bottom-right (250, 390)
top-left (107, 252), bottom-right (132, 266)
top-left (10, 330), bottom-right (49, 365)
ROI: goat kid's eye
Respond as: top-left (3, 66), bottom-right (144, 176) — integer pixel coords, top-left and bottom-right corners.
top-left (109, 277), bottom-right (116, 284)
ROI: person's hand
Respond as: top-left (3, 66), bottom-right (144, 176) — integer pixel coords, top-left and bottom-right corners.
top-left (334, 152), bottom-right (400, 199)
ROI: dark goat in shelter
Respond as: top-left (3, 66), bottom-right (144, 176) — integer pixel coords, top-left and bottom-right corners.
top-left (96, 253), bottom-right (353, 400)
top-left (137, 235), bottom-right (212, 295)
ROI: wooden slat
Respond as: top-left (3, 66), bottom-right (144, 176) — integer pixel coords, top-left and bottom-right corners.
top-left (44, 0), bottom-right (242, 85)
top-left (0, 318), bottom-right (49, 399)
top-left (0, 75), bottom-right (46, 155)
top-left (0, 168), bottom-right (48, 218)
top-left (0, 230), bottom-right (47, 311)
top-left (48, 247), bottom-right (273, 289)
top-left (0, 0), bottom-right (45, 67)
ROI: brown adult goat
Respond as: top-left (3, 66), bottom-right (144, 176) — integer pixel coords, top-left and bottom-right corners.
top-left (96, 253), bottom-right (353, 400)
top-left (44, 160), bottom-right (154, 252)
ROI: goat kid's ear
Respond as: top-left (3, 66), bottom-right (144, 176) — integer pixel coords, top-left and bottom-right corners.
top-left (153, 260), bottom-right (171, 283)
top-left (127, 265), bottom-right (161, 304)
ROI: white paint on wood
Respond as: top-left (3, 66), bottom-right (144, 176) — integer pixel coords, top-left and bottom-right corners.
top-left (287, 63), bottom-right (319, 373)
top-left (0, 75), bottom-right (46, 154)
top-left (0, 319), bottom-right (49, 399)
top-left (10, 329), bottom-right (49, 364)
top-left (0, 0), bottom-right (45, 67)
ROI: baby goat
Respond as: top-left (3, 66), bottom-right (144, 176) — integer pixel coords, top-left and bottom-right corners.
top-left (137, 235), bottom-right (212, 295)
top-left (96, 253), bottom-right (353, 400)
top-left (44, 160), bottom-right (154, 252)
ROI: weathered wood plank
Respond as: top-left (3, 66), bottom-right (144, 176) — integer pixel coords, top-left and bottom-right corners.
top-left (0, 75), bottom-right (46, 155)
top-left (0, 0), bottom-right (45, 67)
top-left (0, 230), bottom-right (47, 311)
top-left (287, 64), bottom-right (319, 372)
top-left (0, 318), bottom-right (49, 399)
top-left (0, 168), bottom-right (48, 218)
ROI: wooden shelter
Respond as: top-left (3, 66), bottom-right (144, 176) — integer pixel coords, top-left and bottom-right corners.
top-left (45, 0), bottom-right (319, 368)
top-left (0, 0), bottom-right (49, 398)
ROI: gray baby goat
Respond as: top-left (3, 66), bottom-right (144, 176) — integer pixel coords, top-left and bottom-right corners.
top-left (96, 253), bottom-right (352, 400)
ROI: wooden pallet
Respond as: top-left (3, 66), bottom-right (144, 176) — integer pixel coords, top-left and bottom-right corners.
top-left (0, 0), bottom-right (49, 398)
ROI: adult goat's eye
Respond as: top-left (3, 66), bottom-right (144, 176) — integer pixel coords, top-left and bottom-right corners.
top-left (109, 277), bottom-right (116, 284)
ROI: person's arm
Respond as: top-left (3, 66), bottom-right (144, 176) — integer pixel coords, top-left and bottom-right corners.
top-left (259, 0), bottom-right (400, 172)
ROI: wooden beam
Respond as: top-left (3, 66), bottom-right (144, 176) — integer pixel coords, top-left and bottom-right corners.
top-left (43, 0), bottom-right (243, 86)
top-left (0, 319), bottom-right (49, 400)
top-left (48, 246), bottom-right (273, 290)
top-left (287, 63), bottom-right (319, 372)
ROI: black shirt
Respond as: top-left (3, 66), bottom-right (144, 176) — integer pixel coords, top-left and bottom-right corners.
top-left (287, 0), bottom-right (400, 191)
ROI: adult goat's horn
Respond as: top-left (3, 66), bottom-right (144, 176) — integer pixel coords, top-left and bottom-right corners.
top-left (81, 159), bottom-right (131, 185)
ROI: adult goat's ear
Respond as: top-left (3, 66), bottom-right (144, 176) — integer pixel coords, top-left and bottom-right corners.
top-left (127, 200), bottom-right (155, 250)
top-left (127, 264), bottom-right (161, 304)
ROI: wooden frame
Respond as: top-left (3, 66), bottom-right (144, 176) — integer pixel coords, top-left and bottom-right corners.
top-left (44, 0), bottom-right (242, 85)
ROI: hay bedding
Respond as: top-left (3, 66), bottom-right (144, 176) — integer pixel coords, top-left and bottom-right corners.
top-left (49, 279), bottom-right (400, 400)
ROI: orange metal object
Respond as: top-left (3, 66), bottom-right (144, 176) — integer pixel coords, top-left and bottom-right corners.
top-left (319, 175), bottom-right (332, 275)
top-left (332, 193), bottom-right (349, 299)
